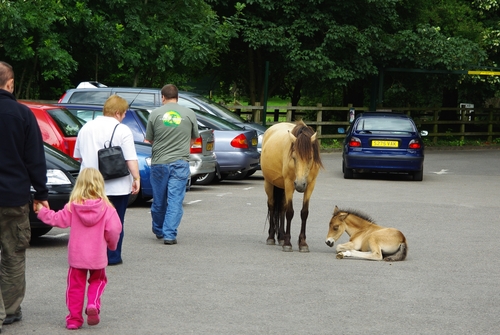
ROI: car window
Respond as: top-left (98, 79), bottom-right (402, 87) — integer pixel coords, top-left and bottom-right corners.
top-left (356, 117), bottom-right (414, 133)
top-left (133, 108), bottom-right (150, 127)
top-left (65, 108), bottom-right (102, 123)
top-left (74, 110), bottom-right (95, 122)
top-left (68, 91), bottom-right (110, 104)
top-left (47, 108), bottom-right (85, 136)
top-left (115, 92), bottom-right (157, 106)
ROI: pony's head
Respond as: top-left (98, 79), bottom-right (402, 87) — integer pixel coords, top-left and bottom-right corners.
top-left (325, 206), bottom-right (348, 247)
top-left (288, 120), bottom-right (323, 193)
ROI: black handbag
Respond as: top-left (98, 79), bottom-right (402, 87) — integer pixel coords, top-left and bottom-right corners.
top-left (98, 124), bottom-right (130, 180)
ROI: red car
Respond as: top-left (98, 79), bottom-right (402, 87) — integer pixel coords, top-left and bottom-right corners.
top-left (20, 101), bottom-right (84, 158)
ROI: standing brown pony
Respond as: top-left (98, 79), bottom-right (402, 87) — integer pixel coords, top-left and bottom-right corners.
top-left (261, 121), bottom-right (323, 252)
top-left (325, 206), bottom-right (408, 261)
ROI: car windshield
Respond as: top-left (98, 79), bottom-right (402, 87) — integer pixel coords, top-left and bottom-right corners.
top-left (355, 117), bottom-right (415, 133)
top-left (47, 108), bottom-right (85, 136)
top-left (193, 95), bottom-right (246, 124)
top-left (196, 111), bottom-right (244, 130)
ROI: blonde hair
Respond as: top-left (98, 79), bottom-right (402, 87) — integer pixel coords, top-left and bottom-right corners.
top-left (103, 95), bottom-right (128, 117)
top-left (69, 168), bottom-right (113, 208)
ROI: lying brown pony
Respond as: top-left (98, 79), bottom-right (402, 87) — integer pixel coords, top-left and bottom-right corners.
top-left (325, 206), bottom-right (407, 261)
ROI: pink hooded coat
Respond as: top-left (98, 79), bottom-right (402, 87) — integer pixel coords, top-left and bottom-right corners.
top-left (37, 199), bottom-right (122, 269)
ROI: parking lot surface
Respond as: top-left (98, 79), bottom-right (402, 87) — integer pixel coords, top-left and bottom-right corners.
top-left (8, 150), bottom-right (500, 334)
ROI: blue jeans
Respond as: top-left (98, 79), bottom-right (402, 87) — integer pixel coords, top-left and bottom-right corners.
top-left (107, 195), bottom-right (129, 264)
top-left (150, 160), bottom-right (189, 241)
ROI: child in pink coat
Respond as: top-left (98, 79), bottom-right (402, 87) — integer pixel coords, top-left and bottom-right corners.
top-left (36, 167), bottom-right (122, 330)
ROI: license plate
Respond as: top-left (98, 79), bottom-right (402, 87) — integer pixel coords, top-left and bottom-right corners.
top-left (252, 138), bottom-right (257, 146)
top-left (372, 140), bottom-right (398, 148)
top-left (206, 142), bottom-right (214, 151)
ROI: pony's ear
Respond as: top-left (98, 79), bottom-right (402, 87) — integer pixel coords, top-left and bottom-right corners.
top-left (311, 132), bottom-right (317, 142)
top-left (288, 130), bottom-right (297, 143)
top-left (333, 206), bottom-right (339, 215)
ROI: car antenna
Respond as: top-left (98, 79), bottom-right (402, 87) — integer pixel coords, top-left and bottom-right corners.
top-left (127, 89), bottom-right (143, 107)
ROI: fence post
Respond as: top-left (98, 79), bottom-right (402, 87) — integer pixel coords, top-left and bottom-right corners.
top-left (316, 103), bottom-right (323, 146)
top-left (253, 102), bottom-right (261, 123)
top-left (286, 103), bottom-right (292, 121)
top-left (274, 108), bottom-right (280, 122)
top-left (460, 109), bottom-right (466, 142)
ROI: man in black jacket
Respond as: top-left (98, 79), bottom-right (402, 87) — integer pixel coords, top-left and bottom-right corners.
top-left (0, 61), bottom-right (49, 332)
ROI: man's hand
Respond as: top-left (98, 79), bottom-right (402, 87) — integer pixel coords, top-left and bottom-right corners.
top-left (34, 200), bottom-right (49, 213)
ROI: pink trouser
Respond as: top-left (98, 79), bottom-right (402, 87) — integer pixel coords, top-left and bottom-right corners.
top-left (65, 267), bottom-right (107, 327)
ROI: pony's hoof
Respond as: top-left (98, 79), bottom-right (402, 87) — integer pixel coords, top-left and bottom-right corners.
top-left (299, 246), bottom-right (309, 253)
top-left (278, 240), bottom-right (285, 246)
top-left (282, 245), bottom-right (293, 252)
top-left (336, 252), bottom-right (344, 259)
top-left (266, 239), bottom-right (275, 245)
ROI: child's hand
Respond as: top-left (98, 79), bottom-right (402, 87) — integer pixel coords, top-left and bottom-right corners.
top-left (35, 202), bottom-right (43, 213)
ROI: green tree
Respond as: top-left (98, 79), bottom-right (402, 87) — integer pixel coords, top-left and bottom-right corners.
top-left (0, 0), bottom-right (239, 99)
top-left (0, 0), bottom-right (77, 98)
top-left (209, 0), bottom-right (489, 108)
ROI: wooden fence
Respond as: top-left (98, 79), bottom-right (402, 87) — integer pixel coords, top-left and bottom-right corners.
top-left (223, 103), bottom-right (500, 144)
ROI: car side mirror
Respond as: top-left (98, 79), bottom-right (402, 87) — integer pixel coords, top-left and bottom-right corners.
top-left (420, 130), bottom-right (428, 136)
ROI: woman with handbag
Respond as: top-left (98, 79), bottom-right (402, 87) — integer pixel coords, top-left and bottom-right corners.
top-left (74, 95), bottom-right (140, 265)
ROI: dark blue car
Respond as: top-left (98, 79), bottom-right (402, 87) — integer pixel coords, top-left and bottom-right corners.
top-left (342, 112), bottom-right (427, 181)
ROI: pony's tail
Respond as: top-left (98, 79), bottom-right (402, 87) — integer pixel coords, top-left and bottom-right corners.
top-left (384, 243), bottom-right (408, 262)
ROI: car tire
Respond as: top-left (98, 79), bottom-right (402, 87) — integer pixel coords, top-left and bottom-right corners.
top-left (343, 161), bottom-right (354, 179)
top-left (413, 169), bottom-right (423, 181)
top-left (245, 168), bottom-right (257, 177)
top-left (226, 169), bottom-right (256, 180)
top-left (192, 172), bottom-right (217, 185)
top-left (127, 193), bottom-right (139, 206)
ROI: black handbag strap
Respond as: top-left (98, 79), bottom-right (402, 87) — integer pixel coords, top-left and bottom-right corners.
top-left (105, 124), bottom-right (120, 148)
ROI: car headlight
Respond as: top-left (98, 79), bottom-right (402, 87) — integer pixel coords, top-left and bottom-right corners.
top-left (47, 169), bottom-right (72, 185)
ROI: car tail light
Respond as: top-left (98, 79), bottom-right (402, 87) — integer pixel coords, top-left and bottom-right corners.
top-left (58, 93), bottom-right (66, 103)
top-left (408, 139), bottom-right (422, 149)
top-left (230, 134), bottom-right (249, 149)
top-left (190, 136), bottom-right (203, 154)
top-left (348, 137), bottom-right (361, 147)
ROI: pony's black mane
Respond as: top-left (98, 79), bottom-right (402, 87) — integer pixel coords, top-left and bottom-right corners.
top-left (339, 208), bottom-right (376, 224)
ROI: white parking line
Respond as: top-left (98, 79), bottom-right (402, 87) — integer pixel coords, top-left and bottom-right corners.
top-left (187, 200), bottom-right (202, 204)
top-left (43, 233), bottom-right (68, 238)
top-left (217, 193), bottom-right (232, 197)
top-left (432, 169), bottom-right (449, 174)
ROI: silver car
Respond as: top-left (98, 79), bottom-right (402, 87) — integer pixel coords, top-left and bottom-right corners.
top-left (193, 110), bottom-right (260, 184)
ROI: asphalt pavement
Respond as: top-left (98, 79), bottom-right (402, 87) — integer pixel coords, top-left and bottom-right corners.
top-left (6, 150), bottom-right (500, 335)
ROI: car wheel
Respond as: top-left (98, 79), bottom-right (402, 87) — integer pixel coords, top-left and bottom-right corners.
top-left (413, 169), bottom-right (423, 181)
top-left (127, 193), bottom-right (139, 206)
top-left (343, 160), bottom-right (354, 179)
top-left (245, 168), bottom-right (257, 177)
top-left (31, 227), bottom-right (52, 239)
top-left (226, 169), bottom-right (255, 180)
top-left (193, 172), bottom-right (217, 185)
